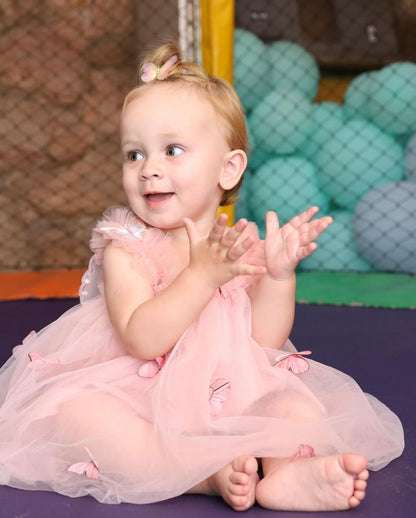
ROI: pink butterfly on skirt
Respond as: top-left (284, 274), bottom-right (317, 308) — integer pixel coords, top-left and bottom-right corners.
top-left (137, 355), bottom-right (166, 378)
top-left (290, 443), bottom-right (315, 462)
top-left (68, 447), bottom-right (100, 480)
top-left (209, 378), bottom-right (231, 417)
top-left (274, 350), bottom-right (312, 374)
top-left (28, 352), bottom-right (59, 365)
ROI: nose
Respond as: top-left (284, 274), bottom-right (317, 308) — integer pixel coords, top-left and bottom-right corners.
top-left (140, 157), bottom-right (163, 180)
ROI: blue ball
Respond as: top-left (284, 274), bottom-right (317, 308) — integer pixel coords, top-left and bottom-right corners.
top-left (247, 157), bottom-right (330, 226)
top-left (250, 89), bottom-right (313, 155)
top-left (301, 102), bottom-right (345, 162)
top-left (353, 181), bottom-right (416, 273)
top-left (233, 29), bottom-right (270, 112)
top-left (343, 71), bottom-right (376, 120)
top-left (300, 210), bottom-right (373, 271)
top-left (316, 119), bottom-right (404, 209)
top-left (266, 41), bottom-right (320, 101)
top-left (405, 133), bottom-right (416, 179)
top-left (367, 62), bottom-right (416, 135)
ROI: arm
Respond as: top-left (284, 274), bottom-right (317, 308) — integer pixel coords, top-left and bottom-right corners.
top-left (103, 215), bottom-right (266, 360)
top-left (249, 207), bottom-right (332, 350)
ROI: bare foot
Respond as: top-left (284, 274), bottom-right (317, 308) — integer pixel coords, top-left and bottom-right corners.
top-left (256, 453), bottom-right (369, 511)
top-left (189, 455), bottom-right (259, 511)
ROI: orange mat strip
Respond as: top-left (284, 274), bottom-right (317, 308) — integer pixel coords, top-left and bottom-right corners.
top-left (0, 270), bottom-right (83, 301)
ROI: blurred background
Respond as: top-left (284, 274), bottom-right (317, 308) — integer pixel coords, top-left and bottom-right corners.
top-left (1, 1), bottom-right (415, 303)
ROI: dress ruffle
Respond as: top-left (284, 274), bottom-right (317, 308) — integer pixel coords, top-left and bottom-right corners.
top-left (0, 207), bottom-right (404, 504)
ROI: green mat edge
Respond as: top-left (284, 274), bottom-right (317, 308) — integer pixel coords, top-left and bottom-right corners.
top-left (296, 272), bottom-right (416, 309)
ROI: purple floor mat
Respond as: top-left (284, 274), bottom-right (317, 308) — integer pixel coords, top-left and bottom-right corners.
top-left (1, 299), bottom-right (415, 518)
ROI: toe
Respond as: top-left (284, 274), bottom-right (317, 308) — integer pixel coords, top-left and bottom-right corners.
top-left (228, 483), bottom-right (248, 496)
top-left (354, 478), bottom-right (367, 491)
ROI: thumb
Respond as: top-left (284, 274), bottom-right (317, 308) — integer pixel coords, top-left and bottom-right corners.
top-left (265, 211), bottom-right (280, 239)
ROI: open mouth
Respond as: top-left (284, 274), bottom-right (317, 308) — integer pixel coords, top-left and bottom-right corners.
top-left (144, 192), bottom-right (174, 203)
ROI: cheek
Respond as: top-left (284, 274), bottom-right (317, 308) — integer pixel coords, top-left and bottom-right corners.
top-left (122, 168), bottom-right (136, 191)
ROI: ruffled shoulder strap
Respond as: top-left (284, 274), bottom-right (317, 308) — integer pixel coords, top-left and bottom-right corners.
top-left (80, 207), bottom-right (171, 303)
top-left (89, 206), bottom-right (147, 265)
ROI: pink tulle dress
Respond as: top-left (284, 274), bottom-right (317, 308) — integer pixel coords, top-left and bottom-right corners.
top-left (0, 207), bottom-right (404, 504)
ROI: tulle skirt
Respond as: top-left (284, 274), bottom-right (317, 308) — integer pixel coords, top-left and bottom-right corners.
top-left (0, 291), bottom-right (404, 504)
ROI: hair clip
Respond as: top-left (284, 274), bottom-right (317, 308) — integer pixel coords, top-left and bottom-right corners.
top-left (141, 55), bottom-right (178, 82)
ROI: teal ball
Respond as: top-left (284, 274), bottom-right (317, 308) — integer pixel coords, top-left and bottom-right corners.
top-left (353, 182), bottom-right (416, 273)
top-left (247, 157), bottom-right (330, 226)
top-left (316, 120), bottom-right (404, 209)
top-left (233, 29), bottom-right (270, 112)
top-left (246, 121), bottom-right (277, 172)
top-left (367, 62), bottom-right (416, 135)
top-left (266, 41), bottom-right (320, 101)
top-left (250, 89), bottom-right (313, 155)
top-left (301, 102), bottom-right (345, 162)
top-left (344, 71), bottom-right (376, 120)
top-left (300, 210), bottom-right (373, 271)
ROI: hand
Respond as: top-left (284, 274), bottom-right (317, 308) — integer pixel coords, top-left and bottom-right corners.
top-left (184, 214), bottom-right (267, 289)
top-left (264, 207), bottom-right (332, 280)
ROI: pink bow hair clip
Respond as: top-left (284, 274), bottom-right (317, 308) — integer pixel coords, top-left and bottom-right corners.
top-left (274, 350), bottom-right (312, 374)
top-left (141, 55), bottom-right (178, 82)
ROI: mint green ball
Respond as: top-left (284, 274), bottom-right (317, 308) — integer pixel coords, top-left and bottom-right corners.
top-left (266, 41), bottom-right (320, 101)
top-left (301, 102), bottom-right (345, 162)
top-left (316, 120), bottom-right (404, 209)
top-left (353, 182), bottom-right (416, 273)
top-left (233, 29), bottom-right (270, 112)
top-left (300, 210), bottom-right (373, 271)
top-left (250, 89), bottom-right (313, 155)
top-left (247, 157), bottom-right (330, 226)
top-left (367, 62), bottom-right (416, 135)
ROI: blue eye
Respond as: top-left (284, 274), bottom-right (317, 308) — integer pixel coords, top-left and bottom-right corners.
top-left (166, 145), bottom-right (184, 157)
top-left (127, 151), bottom-right (144, 161)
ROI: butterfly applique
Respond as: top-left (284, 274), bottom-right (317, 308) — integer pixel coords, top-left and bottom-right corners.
top-left (137, 355), bottom-right (166, 378)
top-left (141, 55), bottom-right (178, 82)
top-left (274, 350), bottom-right (312, 374)
top-left (290, 443), bottom-right (315, 462)
top-left (68, 447), bottom-right (100, 480)
top-left (28, 352), bottom-right (60, 365)
top-left (209, 378), bottom-right (231, 417)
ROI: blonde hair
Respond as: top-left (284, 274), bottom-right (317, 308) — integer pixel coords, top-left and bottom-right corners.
top-left (123, 42), bottom-right (248, 206)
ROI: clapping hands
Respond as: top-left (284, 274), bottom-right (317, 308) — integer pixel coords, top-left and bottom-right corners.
top-left (264, 206), bottom-right (332, 280)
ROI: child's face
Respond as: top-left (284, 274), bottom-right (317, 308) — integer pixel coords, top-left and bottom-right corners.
top-left (120, 83), bottom-right (230, 236)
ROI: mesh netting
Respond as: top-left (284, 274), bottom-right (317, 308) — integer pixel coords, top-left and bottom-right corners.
top-left (1, 0), bottom-right (415, 275)
top-left (0, 0), bottom-right (181, 271)
top-left (234, 0), bottom-right (416, 274)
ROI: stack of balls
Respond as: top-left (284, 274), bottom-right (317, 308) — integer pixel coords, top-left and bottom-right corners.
top-left (234, 28), bottom-right (416, 273)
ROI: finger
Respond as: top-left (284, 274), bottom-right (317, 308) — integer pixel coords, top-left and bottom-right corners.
top-left (226, 235), bottom-right (254, 262)
top-left (221, 218), bottom-right (248, 247)
top-left (298, 242), bottom-right (317, 260)
top-left (208, 214), bottom-right (228, 243)
top-left (299, 216), bottom-right (333, 244)
top-left (265, 211), bottom-right (280, 239)
top-left (289, 206), bottom-right (320, 229)
top-left (233, 263), bottom-right (267, 277)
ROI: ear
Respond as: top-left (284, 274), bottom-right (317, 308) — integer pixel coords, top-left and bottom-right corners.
top-left (219, 149), bottom-right (247, 191)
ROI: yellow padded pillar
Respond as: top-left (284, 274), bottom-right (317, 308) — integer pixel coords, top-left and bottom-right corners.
top-left (200, 0), bottom-right (235, 223)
